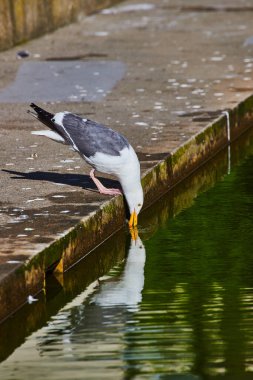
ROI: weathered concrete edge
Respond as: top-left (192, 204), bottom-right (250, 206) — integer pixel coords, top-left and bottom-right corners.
top-left (0, 196), bottom-right (126, 322)
top-left (0, 0), bottom-right (123, 52)
top-left (0, 95), bottom-right (253, 322)
top-left (144, 99), bottom-right (253, 201)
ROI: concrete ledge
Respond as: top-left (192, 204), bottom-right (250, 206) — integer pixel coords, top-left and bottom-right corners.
top-left (1, 0), bottom-right (253, 325)
top-left (0, 227), bottom-right (127, 361)
top-left (1, 125), bottom-right (252, 360)
top-left (143, 95), bottom-right (253, 207)
top-left (0, 0), bottom-right (122, 52)
top-left (0, 195), bottom-right (125, 322)
top-left (0, 94), bottom-right (252, 323)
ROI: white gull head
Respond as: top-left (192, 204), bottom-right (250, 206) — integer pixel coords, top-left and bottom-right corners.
top-left (125, 185), bottom-right (143, 216)
top-left (116, 145), bottom-right (143, 227)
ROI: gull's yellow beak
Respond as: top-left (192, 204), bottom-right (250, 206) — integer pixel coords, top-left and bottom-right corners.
top-left (129, 226), bottom-right (138, 241)
top-left (128, 210), bottom-right (138, 228)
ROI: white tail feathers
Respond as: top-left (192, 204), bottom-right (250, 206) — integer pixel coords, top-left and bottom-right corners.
top-left (31, 130), bottom-right (66, 144)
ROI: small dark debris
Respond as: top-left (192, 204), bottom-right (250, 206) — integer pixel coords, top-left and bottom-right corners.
top-left (181, 6), bottom-right (253, 12)
top-left (45, 53), bottom-right (108, 61)
top-left (16, 50), bottom-right (30, 59)
top-left (178, 110), bottom-right (225, 118)
top-left (230, 87), bottom-right (253, 92)
top-left (162, 5), bottom-right (253, 12)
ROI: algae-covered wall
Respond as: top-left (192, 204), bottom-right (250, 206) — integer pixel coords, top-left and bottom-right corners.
top-left (0, 0), bottom-right (121, 51)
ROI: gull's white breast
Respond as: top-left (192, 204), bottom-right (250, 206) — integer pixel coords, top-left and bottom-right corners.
top-left (85, 145), bottom-right (140, 181)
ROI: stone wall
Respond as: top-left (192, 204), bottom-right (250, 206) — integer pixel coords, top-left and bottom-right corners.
top-left (0, 0), bottom-right (121, 51)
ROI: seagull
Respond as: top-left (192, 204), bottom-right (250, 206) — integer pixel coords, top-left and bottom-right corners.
top-left (28, 103), bottom-right (143, 227)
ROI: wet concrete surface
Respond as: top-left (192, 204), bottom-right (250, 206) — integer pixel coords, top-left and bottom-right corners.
top-left (0, 61), bottom-right (126, 102)
top-left (0, 0), bottom-right (253, 320)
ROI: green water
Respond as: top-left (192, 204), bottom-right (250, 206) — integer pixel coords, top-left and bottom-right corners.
top-left (0, 131), bottom-right (253, 379)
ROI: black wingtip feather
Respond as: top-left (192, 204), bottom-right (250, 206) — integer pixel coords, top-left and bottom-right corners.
top-left (28, 103), bottom-right (55, 130)
top-left (28, 103), bottom-right (66, 141)
top-left (29, 103), bottom-right (54, 120)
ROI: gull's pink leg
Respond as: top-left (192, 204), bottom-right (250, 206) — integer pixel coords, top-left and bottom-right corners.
top-left (90, 169), bottom-right (122, 195)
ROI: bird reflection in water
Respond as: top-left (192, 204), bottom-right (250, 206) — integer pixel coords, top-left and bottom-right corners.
top-left (36, 234), bottom-right (146, 360)
top-left (92, 233), bottom-right (145, 312)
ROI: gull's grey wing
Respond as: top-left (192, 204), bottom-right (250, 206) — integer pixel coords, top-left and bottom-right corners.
top-left (61, 113), bottom-right (129, 157)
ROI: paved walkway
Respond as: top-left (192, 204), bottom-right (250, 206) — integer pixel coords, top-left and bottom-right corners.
top-left (0, 0), bottom-right (253, 319)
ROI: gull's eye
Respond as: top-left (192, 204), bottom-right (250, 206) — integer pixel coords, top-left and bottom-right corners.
top-left (138, 203), bottom-right (142, 207)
